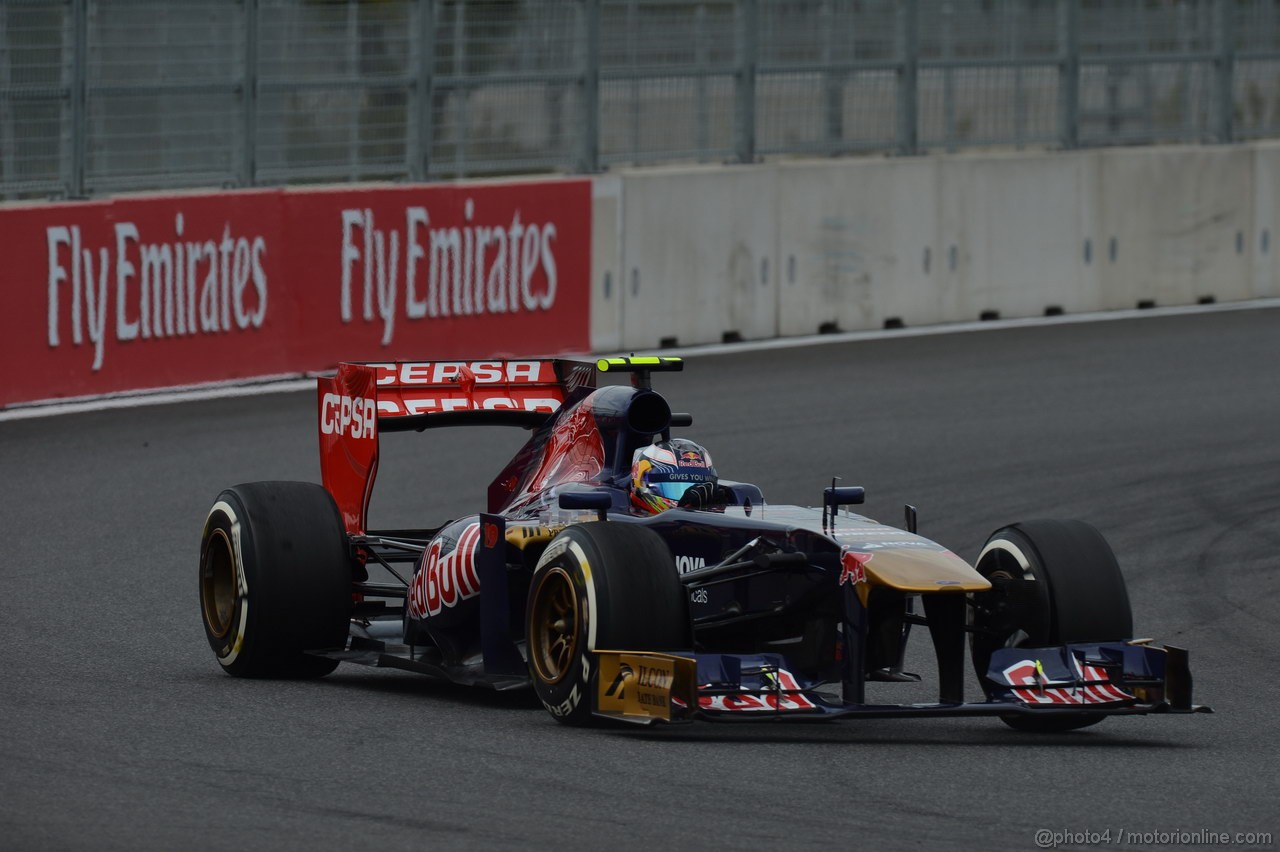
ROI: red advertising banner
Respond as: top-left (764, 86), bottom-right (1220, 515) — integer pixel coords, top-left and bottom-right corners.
top-left (0, 179), bottom-right (591, 407)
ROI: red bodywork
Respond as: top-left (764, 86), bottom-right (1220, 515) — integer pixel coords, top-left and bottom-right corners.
top-left (317, 359), bottom-right (596, 533)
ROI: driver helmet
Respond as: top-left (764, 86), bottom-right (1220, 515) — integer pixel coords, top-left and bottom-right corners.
top-left (630, 438), bottom-right (717, 514)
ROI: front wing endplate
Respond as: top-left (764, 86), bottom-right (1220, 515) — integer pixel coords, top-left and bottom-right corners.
top-left (594, 651), bottom-right (698, 723)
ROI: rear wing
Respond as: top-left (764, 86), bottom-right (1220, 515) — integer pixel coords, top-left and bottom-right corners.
top-left (318, 359), bottom-right (598, 533)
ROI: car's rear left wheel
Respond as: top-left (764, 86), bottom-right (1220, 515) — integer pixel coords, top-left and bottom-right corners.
top-left (200, 481), bottom-right (353, 678)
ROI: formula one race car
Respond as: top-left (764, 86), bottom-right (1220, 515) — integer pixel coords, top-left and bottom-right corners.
top-left (198, 356), bottom-right (1210, 730)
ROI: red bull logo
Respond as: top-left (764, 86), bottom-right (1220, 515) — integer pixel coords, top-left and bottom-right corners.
top-left (1001, 657), bottom-right (1134, 705)
top-left (407, 523), bottom-right (482, 618)
top-left (679, 451), bottom-right (707, 467)
top-left (839, 549), bottom-right (872, 586)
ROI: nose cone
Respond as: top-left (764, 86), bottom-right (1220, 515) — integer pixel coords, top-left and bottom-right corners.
top-left (860, 547), bottom-right (991, 592)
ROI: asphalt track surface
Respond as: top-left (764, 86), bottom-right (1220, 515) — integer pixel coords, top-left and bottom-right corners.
top-left (3, 308), bottom-right (1279, 851)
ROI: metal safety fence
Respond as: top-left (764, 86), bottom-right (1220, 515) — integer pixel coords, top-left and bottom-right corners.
top-left (3, 0), bottom-right (1280, 200)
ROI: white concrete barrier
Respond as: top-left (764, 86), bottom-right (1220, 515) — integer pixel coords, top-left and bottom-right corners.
top-left (590, 175), bottom-right (624, 353)
top-left (1252, 142), bottom-right (1280, 300)
top-left (615, 165), bottom-right (778, 350)
top-left (776, 157), bottom-right (939, 335)
top-left (937, 151), bottom-right (1097, 320)
top-left (1095, 146), bottom-right (1254, 310)
top-left (589, 142), bottom-right (1275, 351)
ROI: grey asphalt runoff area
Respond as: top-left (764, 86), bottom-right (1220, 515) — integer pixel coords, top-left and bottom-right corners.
top-left (2, 307), bottom-right (1278, 851)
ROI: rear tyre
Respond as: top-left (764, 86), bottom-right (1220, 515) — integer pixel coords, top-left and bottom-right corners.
top-left (526, 522), bottom-right (691, 725)
top-left (969, 520), bottom-right (1133, 733)
top-left (199, 481), bottom-right (353, 678)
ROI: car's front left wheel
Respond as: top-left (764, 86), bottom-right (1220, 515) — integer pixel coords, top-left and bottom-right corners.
top-left (526, 521), bottom-right (691, 725)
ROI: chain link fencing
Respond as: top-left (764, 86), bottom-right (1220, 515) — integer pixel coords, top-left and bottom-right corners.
top-left (3, 0), bottom-right (1280, 199)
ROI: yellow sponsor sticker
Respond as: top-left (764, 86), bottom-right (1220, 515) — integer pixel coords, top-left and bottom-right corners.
top-left (595, 356), bottom-right (683, 372)
top-left (596, 652), bottom-right (694, 722)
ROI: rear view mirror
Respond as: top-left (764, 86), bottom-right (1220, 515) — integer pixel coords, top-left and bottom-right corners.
top-left (559, 491), bottom-right (612, 520)
top-left (823, 486), bottom-right (866, 508)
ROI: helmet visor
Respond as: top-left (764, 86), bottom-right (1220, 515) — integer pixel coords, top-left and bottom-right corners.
top-left (648, 474), bottom-right (715, 502)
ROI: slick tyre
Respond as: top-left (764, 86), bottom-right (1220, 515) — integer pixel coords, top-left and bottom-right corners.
top-left (526, 522), bottom-right (691, 726)
top-left (969, 519), bottom-right (1133, 733)
top-left (199, 481), bottom-right (353, 678)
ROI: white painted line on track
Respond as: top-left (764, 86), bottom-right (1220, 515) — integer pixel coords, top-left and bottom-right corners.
top-left (649, 297), bottom-right (1280, 359)
top-left (4, 298), bottom-right (1279, 423)
top-left (0, 377), bottom-right (316, 422)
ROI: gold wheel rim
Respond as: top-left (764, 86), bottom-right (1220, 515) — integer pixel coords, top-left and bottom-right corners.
top-left (529, 567), bottom-right (580, 685)
top-left (201, 528), bottom-right (237, 639)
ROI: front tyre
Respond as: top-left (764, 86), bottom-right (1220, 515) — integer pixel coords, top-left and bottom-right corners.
top-left (969, 519), bottom-right (1133, 733)
top-left (200, 481), bottom-right (353, 678)
top-left (526, 522), bottom-right (691, 725)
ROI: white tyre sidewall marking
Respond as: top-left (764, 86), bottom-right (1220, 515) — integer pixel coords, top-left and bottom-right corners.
top-left (534, 535), bottom-right (598, 716)
top-left (976, 538), bottom-right (1036, 582)
top-left (535, 536), bottom-right (598, 650)
top-left (205, 499), bottom-right (250, 668)
top-left (973, 537), bottom-right (1043, 653)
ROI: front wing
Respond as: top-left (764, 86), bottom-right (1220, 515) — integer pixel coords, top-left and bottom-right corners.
top-left (590, 643), bottom-right (1212, 724)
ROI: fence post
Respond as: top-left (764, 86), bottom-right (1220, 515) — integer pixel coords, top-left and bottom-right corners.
top-left (627, 0), bottom-right (638, 158)
top-left (896, 0), bottom-right (917, 155)
top-left (452, 0), bottom-right (467, 177)
top-left (69, 0), bottom-right (88, 197)
top-left (241, 0), bottom-right (259, 186)
top-left (410, 0), bottom-right (435, 180)
top-left (579, 0), bottom-right (599, 172)
top-left (1213, 0), bottom-right (1234, 143)
top-left (942, 0), bottom-right (954, 150)
top-left (346, 0), bottom-right (359, 181)
top-left (1, 3), bottom-right (13, 198)
top-left (822, 0), bottom-right (843, 154)
top-left (696, 1), bottom-right (709, 156)
top-left (1057, 0), bottom-right (1078, 149)
top-left (1012, 0), bottom-right (1025, 147)
top-left (735, 0), bottom-right (757, 163)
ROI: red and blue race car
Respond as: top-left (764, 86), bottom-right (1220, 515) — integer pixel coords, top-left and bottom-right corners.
top-left (198, 356), bottom-right (1209, 730)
